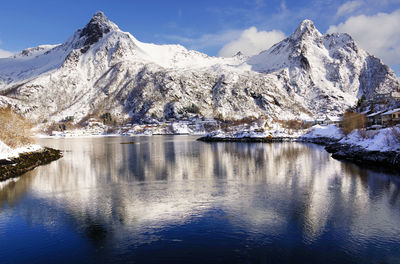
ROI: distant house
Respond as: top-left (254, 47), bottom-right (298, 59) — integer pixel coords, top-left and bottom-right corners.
top-left (381, 108), bottom-right (400, 126)
top-left (324, 116), bottom-right (342, 125)
top-left (367, 108), bottom-right (400, 127)
top-left (392, 92), bottom-right (400, 100)
top-left (315, 118), bottom-right (325, 125)
top-left (302, 119), bottom-right (315, 126)
top-left (310, 116), bottom-right (341, 126)
top-left (366, 111), bottom-right (385, 126)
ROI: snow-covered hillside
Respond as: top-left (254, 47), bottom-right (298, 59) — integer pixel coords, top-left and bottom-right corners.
top-left (0, 12), bottom-right (399, 124)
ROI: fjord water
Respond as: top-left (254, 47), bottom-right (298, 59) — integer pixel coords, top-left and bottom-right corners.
top-left (1, 137), bottom-right (400, 263)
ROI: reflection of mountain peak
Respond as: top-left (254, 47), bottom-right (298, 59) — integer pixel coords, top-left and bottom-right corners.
top-left (22, 138), bottom-right (366, 232)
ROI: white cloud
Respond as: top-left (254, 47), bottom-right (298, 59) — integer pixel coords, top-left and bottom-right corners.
top-left (336, 1), bottom-right (364, 17)
top-left (218, 27), bottom-right (286, 57)
top-left (327, 9), bottom-right (400, 65)
top-left (0, 48), bottom-right (13, 58)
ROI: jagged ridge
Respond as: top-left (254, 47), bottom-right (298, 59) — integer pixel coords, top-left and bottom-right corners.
top-left (0, 13), bottom-right (398, 124)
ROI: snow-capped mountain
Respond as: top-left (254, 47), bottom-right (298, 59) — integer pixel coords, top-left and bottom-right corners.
top-left (0, 12), bottom-right (398, 123)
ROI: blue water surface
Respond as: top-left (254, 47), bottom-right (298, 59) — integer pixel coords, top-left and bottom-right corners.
top-left (0, 136), bottom-right (399, 263)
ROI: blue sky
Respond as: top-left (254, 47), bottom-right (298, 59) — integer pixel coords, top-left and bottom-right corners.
top-left (0, 0), bottom-right (399, 73)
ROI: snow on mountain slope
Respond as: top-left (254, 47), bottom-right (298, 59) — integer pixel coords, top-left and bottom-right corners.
top-left (0, 13), bottom-right (399, 124)
top-left (247, 20), bottom-right (399, 109)
top-left (0, 44), bottom-right (64, 86)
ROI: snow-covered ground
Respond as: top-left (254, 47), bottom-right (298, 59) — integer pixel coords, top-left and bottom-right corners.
top-left (204, 128), bottom-right (305, 139)
top-left (202, 121), bottom-right (308, 140)
top-left (0, 139), bottom-right (42, 160)
top-left (301, 125), bottom-right (344, 140)
top-left (38, 119), bottom-right (217, 138)
top-left (339, 127), bottom-right (400, 152)
top-left (303, 124), bottom-right (400, 152)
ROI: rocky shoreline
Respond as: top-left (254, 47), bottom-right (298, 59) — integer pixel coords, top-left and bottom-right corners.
top-left (0, 147), bottom-right (63, 181)
top-left (197, 135), bottom-right (338, 144)
top-left (325, 143), bottom-right (400, 170)
top-left (198, 135), bottom-right (400, 170)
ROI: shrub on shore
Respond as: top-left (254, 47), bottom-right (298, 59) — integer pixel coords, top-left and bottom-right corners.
top-left (341, 111), bottom-right (366, 135)
top-left (275, 119), bottom-right (313, 130)
top-left (276, 119), bottom-right (304, 130)
top-left (44, 120), bottom-right (82, 134)
top-left (0, 107), bottom-right (33, 148)
top-left (219, 116), bottom-right (258, 131)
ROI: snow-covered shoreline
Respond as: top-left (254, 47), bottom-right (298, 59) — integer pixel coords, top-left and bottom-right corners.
top-left (0, 140), bottom-right (43, 160)
top-left (34, 119), bottom-right (211, 138)
top-left (0, 139), bottom-right (62, 182)
top-left (0, 146), bottom-right (62, 182)
top-left (198, 124), bottom-right (341, 142)
top-left (37, 122), bottom-right (400, 156)
top-left (199, 124), bottom-right (400, 169)
top-left (199, 124), bottom-right (400, 151)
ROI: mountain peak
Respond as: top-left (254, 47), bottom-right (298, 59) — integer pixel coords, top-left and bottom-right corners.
top-left (92, 11), bottom-right (106, 18)
top-left (79, 11), bottom-right (119, 47)
top-left (292, 19), bottom-right (322, 40)
top-left (298, 19), bottom-right (314, 28)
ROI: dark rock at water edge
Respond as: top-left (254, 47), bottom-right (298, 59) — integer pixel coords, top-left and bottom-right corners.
top-left (325, 143), bottom-right (400, 170)
top-left (0, 147), bottom-right (63, 181)
top-left (197, 135), bottom-right (339, 144)
top-left (298, 137), bottom-right (339, 145)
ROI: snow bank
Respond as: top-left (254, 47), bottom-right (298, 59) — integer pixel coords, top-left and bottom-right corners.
top-left (0, 140), bottom-right (42, 160)
top-left (204, 125), bottom-right (340, 140)
top-left (0, 140), bottom-right (12, 159)
top-left (339, 127), bottom-right (400, 152)
top-left (203, 125), bottom-right (306, 139)
top-left (171, 122), bottom-right (192, 134)
top-left (302, 125), bottom-right (343, 139)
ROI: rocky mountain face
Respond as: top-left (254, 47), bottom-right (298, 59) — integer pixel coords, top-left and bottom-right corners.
top-left (0, 13), bottom-right (399, 124)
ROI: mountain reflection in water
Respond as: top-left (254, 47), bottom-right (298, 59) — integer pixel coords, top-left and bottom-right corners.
top-left (0, 136), bottom-right (399, 264)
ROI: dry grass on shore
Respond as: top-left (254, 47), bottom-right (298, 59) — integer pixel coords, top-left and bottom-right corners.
top-left (0, 107), bottom-right (33, 148)
top-left (341, 111), bottom-right (366, 135)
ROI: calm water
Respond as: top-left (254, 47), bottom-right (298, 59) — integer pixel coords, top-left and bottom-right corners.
top-left (1, 136), bottom-right (400, 264)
